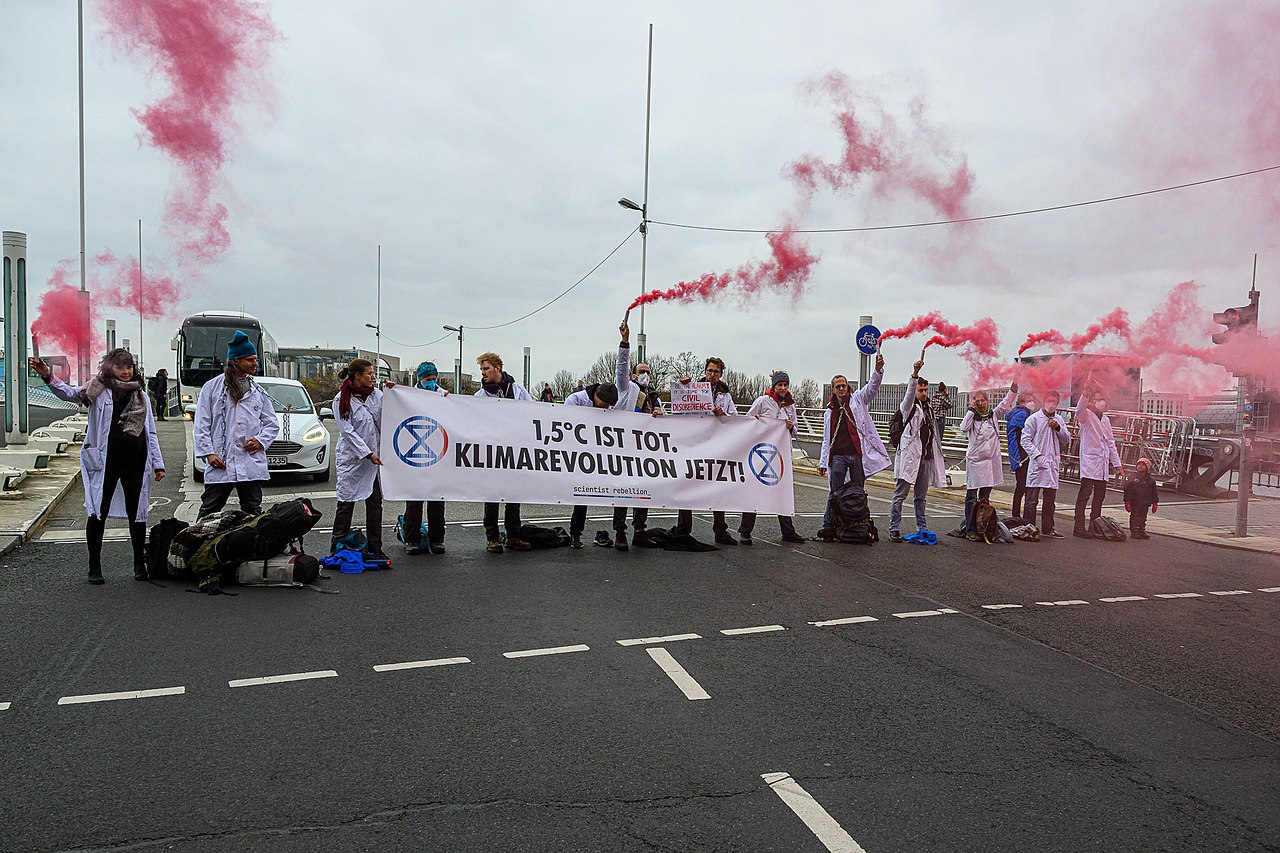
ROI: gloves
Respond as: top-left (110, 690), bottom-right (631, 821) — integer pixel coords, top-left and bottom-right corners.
top-left (1125, 502), bottom-right (1131, 512)
top-left (1152, 503), bottom-right (1158, 513)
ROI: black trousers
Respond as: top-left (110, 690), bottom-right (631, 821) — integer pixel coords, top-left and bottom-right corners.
top-left (1129, 503), bottom-right (1150, 534)
top-left (1025, 487), bottom-right (1058, 534)
top-left (402, 500), bottom-right (445, 546)
top-left (1011, 461), bottom-right (1028, 519)
top-left (87, 456), bottom-right (147, 570)
top-left (1074, 478), bottom-right (1108, 531)
top-left (198, 481), bottom-right (264, 519)
top-left (571, 505), bottom-right (589, 537)
top-left (333, 477), bottom-right (383, 551)
top-left (612, 506), bottom-right (648, 532)
top-left (484, 502), bottom-right (522, 541)
top-left (675, 509), bottom-right (728, 536)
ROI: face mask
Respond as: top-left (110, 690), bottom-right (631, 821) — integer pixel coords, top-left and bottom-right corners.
top-left (421, 379), bottom-right (438, 391)
top-left (635, 372), bottom-right (650, 388)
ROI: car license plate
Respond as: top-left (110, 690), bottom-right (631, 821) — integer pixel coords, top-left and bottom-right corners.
top-left (268, 455), bottom-right (289, 467)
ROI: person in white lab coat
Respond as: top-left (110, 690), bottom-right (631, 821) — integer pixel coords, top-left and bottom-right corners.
top-left (818, 354), bottom-right (890, 534)
top-left (33, 350), bottom-right (164, 584)
top-left (563, 381), bottom-right (621, 547)
top-left (1073, 385), bottom-right (1123, 537)
top-left (1020, 390), bottom-right (1072, 538)
top-left (738, 371), bottom-right (805, 544)
top-left (889, 360), bottom-right (946, 541)
top-left (193, 330), bottom-right (279, 519)
top-left (400, 361), bottom-right (449, 555)
top-left (958, 384), bottom-right (1017, 538)
top-left (674, 356), bottom-right (738, 544)
top-left (332, 358), bottom-right (389, 560)
top-left (474, 351), bottom-right (535, 553)
top-left (613, 321), bottom-right (663, 549)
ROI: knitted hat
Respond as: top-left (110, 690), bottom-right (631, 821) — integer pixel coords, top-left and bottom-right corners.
top-left (226, 330), bottom-right (257, 361)
top-left (1136, 457), bottom-right (1152, 469)
top-left (594, 383), bottom-right (620, 407)
top-left (416, 361), bottom-right (439, 381)
top-left (771, 370), bottom-right (790, 388)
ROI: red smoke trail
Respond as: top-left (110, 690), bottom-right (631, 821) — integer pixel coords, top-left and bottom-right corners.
top-left (628, 227), bottom-right (818, 310)
top-left (1017, 308), bottom-right (1133, 356)
top-left (879, 312), bottom-right (1003, 380)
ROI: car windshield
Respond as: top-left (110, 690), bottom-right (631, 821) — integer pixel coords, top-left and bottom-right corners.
top-left (258, 383), bottom-right (314, 414)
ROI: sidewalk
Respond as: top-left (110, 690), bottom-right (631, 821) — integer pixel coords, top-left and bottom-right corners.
top-left (0, 452), bottom-right (82, 557)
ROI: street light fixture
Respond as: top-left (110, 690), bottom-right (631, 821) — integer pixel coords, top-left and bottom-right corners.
top-left (443, 325), bottom-right (463, 393)
top-left (364, 323), bottom-right (382, 379)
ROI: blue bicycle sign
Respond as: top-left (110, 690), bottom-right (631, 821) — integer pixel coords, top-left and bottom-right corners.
top-left (856, 324), bottom-right (881, 355)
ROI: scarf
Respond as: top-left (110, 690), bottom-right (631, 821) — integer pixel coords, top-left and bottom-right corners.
top-left (766, 387), bottom-right (794, 407)
top-left (81, 375), bottom-right (148, 438)
top-left (482, 371), bottom-right (517, 399)
top-left (339, 378), bottom-right (375, 419)
top-left (915, 398), bottom-right (936, 460)
top-left (826, 394), bottom-right (863, 456)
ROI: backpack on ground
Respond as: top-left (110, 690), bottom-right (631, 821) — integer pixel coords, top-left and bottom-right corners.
top-left (395, 515), bottom-right (430, 550)
top-left (519, 524), bottom-right (571, 549)
top-left (237, 550), bottom-right (322, 586)
top-left (331, 529), bottom-right (369, 554)
top-left (147, 518), bottom-right (189, 579)
top-left (209, 499), bottom-right (322, 575)
top-left (1091, 516), bottom-right (1128, 542)
top-left (1010, 524), bottom-right (1040, 542)
top-left (974, 500), bottom-right (1000, 543)
top-left (888, 410), bottom-right (905, 449)
top-left (825, 481), bottom-right (877, 545)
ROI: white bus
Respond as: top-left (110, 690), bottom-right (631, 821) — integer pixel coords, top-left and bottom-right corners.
top-left (171, 310), bottom-right (280, 406)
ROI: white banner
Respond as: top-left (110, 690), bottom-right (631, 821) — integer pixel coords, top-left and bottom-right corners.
top-left (379, 386), bottom-right (795, 514)
top-left (669, 380), bottom-right (714, 414)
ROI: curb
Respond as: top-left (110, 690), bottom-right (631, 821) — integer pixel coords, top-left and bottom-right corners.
top-left (0, 466), bottom-right (81, 559)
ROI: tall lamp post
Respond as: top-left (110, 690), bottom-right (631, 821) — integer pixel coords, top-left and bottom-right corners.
top-left (443, 325), bottom-right (463, 393)
top-left (617, 23), bottom-right (654, 365)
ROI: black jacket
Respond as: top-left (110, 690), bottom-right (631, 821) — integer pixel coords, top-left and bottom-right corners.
top-left (1123, 473), bottom-right (1159, 506)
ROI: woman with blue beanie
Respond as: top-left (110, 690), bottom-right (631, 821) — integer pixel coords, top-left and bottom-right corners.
top-left (400, 361), bottom-right (448, 555)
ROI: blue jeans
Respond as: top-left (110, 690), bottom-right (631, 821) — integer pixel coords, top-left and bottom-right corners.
top-left (964, 486), bottom-right (992, 534)
top-left (890, 465), bottom-right (931, 533)
top-left (822, 453), bottom-right (865, 528)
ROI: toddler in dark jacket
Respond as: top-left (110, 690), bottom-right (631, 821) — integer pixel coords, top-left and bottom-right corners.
top-left (1123, 457), bottom-right (1159, 540)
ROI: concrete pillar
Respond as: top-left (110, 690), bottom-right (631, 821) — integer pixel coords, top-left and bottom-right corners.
top-left (3, 231), bottom-right (30, 444)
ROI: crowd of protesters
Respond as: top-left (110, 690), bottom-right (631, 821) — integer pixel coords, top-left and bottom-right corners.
top-left (30, 321), bottom-right (1154, 584)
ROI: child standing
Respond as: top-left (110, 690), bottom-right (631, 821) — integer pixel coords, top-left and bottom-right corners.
top-left (1123, 457), bottom-right (1159, 539)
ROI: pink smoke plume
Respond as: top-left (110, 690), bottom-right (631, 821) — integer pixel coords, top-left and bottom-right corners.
top-left (1016, 308), bottom-right (1133, 356)
top-left (628, 227), bottom-right (818, 310)
top-left (880, 312), bottom-right (1002, 377)
top-left (787, 72), bottom-right (975, 219)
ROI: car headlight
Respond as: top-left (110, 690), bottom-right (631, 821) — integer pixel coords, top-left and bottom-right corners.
top-left (303, 425), bottom-right (326, 443)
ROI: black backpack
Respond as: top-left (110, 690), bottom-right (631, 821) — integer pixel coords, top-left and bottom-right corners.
top-left (519, 524), bottom-right (571, 549)
top-left (211, 498), bottom-right (322, 570)
top-left (888, 410), bottom-right (905, 448)
top-left (1091, 516), bottom-right (1128, 542)
top-left (147, 517), bottom-right (189, 579)
top-left (974, 500), bottom-right (1000, 542)
top-left (818, 481), bottom-right (877, 545)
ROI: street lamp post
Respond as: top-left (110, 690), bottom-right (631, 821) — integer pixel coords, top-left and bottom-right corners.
top-left (364, 323), bottom-right (381, 379)
top-left (617, 23), bottom-right (654, 365)
top-left (443, 325), bottom-right (463, 392)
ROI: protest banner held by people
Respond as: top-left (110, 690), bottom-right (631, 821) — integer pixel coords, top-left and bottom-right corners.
top-left (614, 321), bottom-right (663, 549)
top-left (1073, 383), bottom-right (1123, 538)
top-left (818, 353), bottom-right (889, 536)
top-left (957, 383), bottom-right (1018, 540)
top-left (563, 378), bottom-right (621, 548)
top-left (332, 358), bottom-right (392, 561)
top-left (739, 370), bottom-right (805, 544)
top-left (1005, 392), bottom-right (1034, 521)
top-left (400, 361), bottom-right (448, 555)
top-left (674, 356), bottom-right (738, 545)
top-left (889, 360), bottom-right (946, 542)
top-left (1020, 389), bottom-right (1072, 538)
top-left (193, 330), bottom-right (279, 520)
top-left (474, 351), bottom-right (535, 553)
top-left (1124, 457), bottom-right (1159, 539)
top-left (33, 350), bottom-right (165, 584)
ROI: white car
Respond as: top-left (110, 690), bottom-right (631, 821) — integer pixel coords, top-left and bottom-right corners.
top-left (191, 377), bottom-right (333, 482)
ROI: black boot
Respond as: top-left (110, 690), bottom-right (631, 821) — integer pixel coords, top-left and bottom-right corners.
top-left (87, 515), bottom-right (106, 585)
top-left (130, 522), bottom-right (148, 580)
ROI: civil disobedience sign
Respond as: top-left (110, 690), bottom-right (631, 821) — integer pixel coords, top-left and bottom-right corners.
top-left (380, 386), bottom-right (794, 514)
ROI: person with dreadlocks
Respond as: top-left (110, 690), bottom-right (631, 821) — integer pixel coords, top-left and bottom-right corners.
top-left (32, 349), bottom-right (165, 583)
top-left (332, 358), bottom-right (391, 561)
top-left (193, 330), bottom-right (278, 520)
top-left (736, 370), bottom-right (806, 544)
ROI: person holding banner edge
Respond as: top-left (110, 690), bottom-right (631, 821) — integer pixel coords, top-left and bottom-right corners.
top-left (674, 356), bottom-right (738, 545)
top-left (475, 352), bottom-right (535, 553)
top-left (332, 358), bottom-right (392, 561)
top-left (739, 370), bottom-right (805, 544)
top-left (400, 361), bottom-right (449, 556)
top-left (563, 379), bottom-right (622, 548)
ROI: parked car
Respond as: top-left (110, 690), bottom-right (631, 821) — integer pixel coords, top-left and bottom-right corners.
top-left (190, 376), bottom-right (332, 482)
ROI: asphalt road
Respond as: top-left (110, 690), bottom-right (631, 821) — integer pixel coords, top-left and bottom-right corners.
top-left (1, 419), bottom-right (1277, 852)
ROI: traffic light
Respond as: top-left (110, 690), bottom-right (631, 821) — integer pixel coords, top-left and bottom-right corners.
top-left (1212, 297), bottom-right (1258, 344)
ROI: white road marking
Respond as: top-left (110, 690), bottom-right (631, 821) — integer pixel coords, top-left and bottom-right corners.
top-left (720, 625), bottom-right (787, 636)
top-left (228, 670), bottom-right (338, 688)
top-left (503, 644), bottom-right (590, 659)
top-left (1154, 592), bottom-right (1203, 599)
top-left (1260, 587), bottom-right (1280, 593)
top-left (1035, 600), bottom-right (1089, 606)
top-left (981, 604), bottom-right (1023, 610)
top-left (58, 686), bottom-right (185, 705)
top-left (616, 633), bottom-right (701, 647)
top-left (645, 647), bottom-right (710, 700)
top-left (761, 772), bottom-right (867, 853)
top-left (809, 616), bottom-right (878, 627)
top-left (1098, 596), bottom-right (1147, 603)
top-left (0, 702), bottom-right (10, 711)
top-left (790, 549), bottom-right (827, 561)
top-left (1208, 590), bottom-right (1252, 596)
top-left (373, 657), bottom-right (471, 672)
top-left (892, 609), bottom-right (954, 618)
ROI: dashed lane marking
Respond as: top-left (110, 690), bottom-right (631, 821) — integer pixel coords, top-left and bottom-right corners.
top-left (892, 609), bottom-right (958, 618)
top-left (809, 616), bottom-right (878, 627)
top-left (762, 772), bottom-right (867, 853)
top-left (1154, 592), bottom-right (1204, 599)
top-left (721, 625), bottom-right (787, 636)
top-left (503, 644), bottom-right (591, 659)
top-left (646, 647), bottom-right (710, 701)
top-left (1260, 587), bottom-right (1280, 593)
top-left (1208, 590), bottom-right (1252, 596)
top-left (1099, 596), bottom-right (1147, 603)
top-left (981, 604), bottom-right (1023, 610)
top-left (58, 686), bottom-right (185, 705)
top-left (373, 657), bottom-right (471, 672)
top-left (228, 670), bottom-right (338, 688)
top-left (1036, 600), bottom-right (1089, 606)
top-left (0, 702), bottom-right (10, 711)
top-left (616, 633), bottom-right (701, 647)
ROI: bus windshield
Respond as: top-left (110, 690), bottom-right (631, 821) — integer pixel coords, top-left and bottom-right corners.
top-left (180, 326), bottom-right (260, 388)
top-left (258, 382), bottom-right (314, 414)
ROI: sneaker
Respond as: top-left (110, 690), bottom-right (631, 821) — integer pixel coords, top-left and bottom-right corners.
top-left (889, 530), bottom-right (903, 542)
top-left (486, 539), bottom-right (504, 554)
top-left (632, 530), bottom-right (660, 548)
top-left (781, 533), bottom-right (806, 543)
top-left (966, 533), bottom-right (981, 542)
top-left (430, 542), bottom-right (446, 554)
top-left (405, 545), bottom-right (422, 556)
top-left (507, 538), bottom-right (534, 552)
top-left (570, 534), bottom-right (584, 549)
top-left (714, 532), bottom-right (739, 546)
top-left (1072, 529), bottom-right (1092, 539)
top-left (738, 533), bottom-right (753, 545)
top-left (614, 531), bottom-right (629, 551)
top-left (1047, 530), bottom-right (1065, 539)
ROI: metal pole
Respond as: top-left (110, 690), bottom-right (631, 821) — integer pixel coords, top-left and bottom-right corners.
top-left (137, 219), bottom-right (144, 371)
top-left (859, 314), bottom-right (873, 387)
top-left (523, 346), bottom-right (531, 390)
top-left (637, 23), bottom-right (653, 365)
top-left (456, 326), bottom-right (463, 393)
top-left (1235, 255), bottom-right (1260, 536)
top-left (4, 231), bottom-right (31, 445)
top-left (375, 245), bottom-right (382, 380)
top-left (77, 0), bottom-right (89, 383)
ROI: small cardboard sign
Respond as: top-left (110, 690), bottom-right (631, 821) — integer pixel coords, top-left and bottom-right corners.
top-left (670, 381), bottom-right (714, 414)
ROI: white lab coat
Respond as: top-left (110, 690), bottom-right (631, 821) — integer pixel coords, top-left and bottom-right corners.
top-left (193, 376), bottom-right (279, 485)
top-left (1020, 409), bottom-right (1072, 490)
top-left (746, 393), bottom-right (796, 429)
top-left (959, 390), bottom-right (1017, 489)
top-left (819, 369), bottom-right (890, 477)
top-left (564, 389), bottom-right (597, 407)
top-left (47, 377), bottom-right (164, 521)
top-left (474, 381), bottom-right (535, 402)
top-left (333, 388), bottom-right (382, 503)
top-left (613, 344), bottom-right (647, 412)
top-left (1076, 405), bottom-right (1122, 481)
top-left (893, 380), bottom-right (946, 487)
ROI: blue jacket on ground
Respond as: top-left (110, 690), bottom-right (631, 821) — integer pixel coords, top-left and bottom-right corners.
top-left (1005, 405), bottom-right (1031, 471)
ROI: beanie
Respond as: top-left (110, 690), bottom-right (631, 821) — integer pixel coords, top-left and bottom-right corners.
top-left (595, 383), bottom-right (619, 407)
top-left (416, 361), bottom-right (439, 381)
top-left (227, 330), bottom-right (257, 361)
top-left (771, 371), bottom-right (790, 388)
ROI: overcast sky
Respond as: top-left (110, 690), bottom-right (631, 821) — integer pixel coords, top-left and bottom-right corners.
top-left (4, 0), bottom-right (1277, 392)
